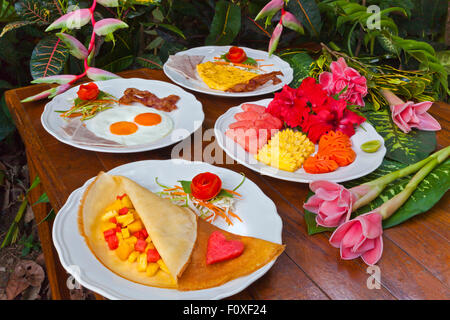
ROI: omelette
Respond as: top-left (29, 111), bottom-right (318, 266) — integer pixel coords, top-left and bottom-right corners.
top-left (78, 172), bottom-right (284, 290)
top-left (196, 61), bottom-right (259, 91)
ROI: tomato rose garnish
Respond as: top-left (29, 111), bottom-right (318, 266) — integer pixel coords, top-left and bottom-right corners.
top-left (191, 172), bottom-right (222, 201)
top-left (77, 82), bottom-right (99, 100)
top-left (226, 46), bottom-right (247, 64)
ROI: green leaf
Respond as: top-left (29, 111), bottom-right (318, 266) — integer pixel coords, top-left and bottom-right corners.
top-left (32, 192), bottom-right (49, 206)
top-left (0, 20), bottom-right (33, 37)
top-left (158, 23), bottom-right (186, 40)
top-left (281, 52), bottom-right (313, 88)
top-left (101, 55), bottom-right (133, 73)
top-left (15, 0), bottom-right (51, 24)
top-left (178, 180), bottom-right (192, 194)
top-left (30, 35), bottom-right (69, 80)
top-left (136, 54), bottom-right (163, 69)
top-left (362, 106), bottom-right (436, 164)
top-left (205, 0), bottom-right (241, 46)
top-left (286, 0), bottom-right (322, 37)
top-left (217, 189), bottom-right (234, 198)
top-left (304, 202), bottom-right (334, 235)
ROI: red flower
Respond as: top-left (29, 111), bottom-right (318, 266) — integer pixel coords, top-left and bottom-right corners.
top-left (266, 77), bottom-right (365, 143)
top-left (304, 99), bottom-right (366, 143)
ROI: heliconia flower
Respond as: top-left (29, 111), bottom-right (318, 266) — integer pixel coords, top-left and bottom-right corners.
top-left (56, 33), bottom-right (89, 60)
top-left (46, 9), bottom-right (92, 32)
top-left (281, 10), bottom-right (304, 34)
top-left (94, 18), bottom-right (129, 36)
top-left (21, 84), bottom-right (71, 102)
top-left (329, 211), bottom-right (383, 266)
top-left (303, 181), bottom-right (356, 227)
top-left (86, 67), bottom-right (121, 81)
top-left (31, 74), bottom-right (78, 85)
top-left (97, 0), bottom-right (119, 7)
top-left (268, 21), bottom-right (283, 56)
top-left (255, 0), bottom-right (284, 21)
top-left (380, 89), bottom-right (441, 134)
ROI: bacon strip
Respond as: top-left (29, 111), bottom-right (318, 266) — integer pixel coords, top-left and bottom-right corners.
top-left (226, 71), bottom-right (284, 93)
top-left (118, 88), bottom-right (179, 112)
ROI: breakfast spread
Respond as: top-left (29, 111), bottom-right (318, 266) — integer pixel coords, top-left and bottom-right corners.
top-left (78, 172), bottom-right (284, 290)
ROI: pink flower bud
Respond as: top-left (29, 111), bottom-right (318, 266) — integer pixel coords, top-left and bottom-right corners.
top-left (46, 9), bottom-right (92, 32)
top-left (21, 84), bottom-right (71, 102)
top-left (56, 33), bottom-right (89, 60)
top-left (86, 67), bottom-right (121, 81)
top-left (268, 21), bottom-right (283, 56)
top-left (94, 18), bottom-right (128, 36)
top-left (281, 10), bottom-right (304, 34)
top-left (31, 75), bottom-right (77, 85)
top-left (255, 0), bottom-right (284, 21)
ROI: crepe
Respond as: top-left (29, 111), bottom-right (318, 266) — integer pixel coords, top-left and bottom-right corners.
top-left (78, 172), bottom-right (197, 288)
top-left (79, 172), bottom-right (284, 291)
top-left (196, 61), bottom-right (259, 91)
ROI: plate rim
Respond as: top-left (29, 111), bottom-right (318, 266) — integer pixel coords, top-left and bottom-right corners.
top-left (40, 78), bottom-right (205, 154)
top-left (52, 159), bottom-right (283, 300)
top-left (214, 99), bottom-right (387, 183)
top-left (163, 45), bottom-right (294, 98)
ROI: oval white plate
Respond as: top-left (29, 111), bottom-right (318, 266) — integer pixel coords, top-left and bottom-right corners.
top-left (214, 99), bottom-right (387, 183)
top-left (163, 46), bottom-right (293, 97)
top-left (52, 159), bottom-right (283, 300)
top-left (41, 78), bottom-right (204, 153)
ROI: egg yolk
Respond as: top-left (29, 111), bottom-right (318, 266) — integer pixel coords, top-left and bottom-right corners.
top-left (110, 121), bottom-right (138, 135)
top-left (134, 113), bottom-right (162, 126)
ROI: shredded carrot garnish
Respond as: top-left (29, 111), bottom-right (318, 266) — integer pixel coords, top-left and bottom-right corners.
top-left (259, 64), bottom-right (274, 67)
top-left (223, 189), bottom-right (242, 197)
top-left (212, 61), bottom-right (261, 70)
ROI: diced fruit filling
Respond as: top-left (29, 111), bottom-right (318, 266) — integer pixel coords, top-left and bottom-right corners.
top-left (100, 194), bottom-right (170, 278)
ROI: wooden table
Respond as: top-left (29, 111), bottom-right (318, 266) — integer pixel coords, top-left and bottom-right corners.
top-left (5, 68), bottom-right (450, 300)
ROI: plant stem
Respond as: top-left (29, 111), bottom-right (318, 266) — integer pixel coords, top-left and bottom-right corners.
top-left (352, 146), bottom-right (450, 210)
top-left (379, 145), bottom-right (450, 219)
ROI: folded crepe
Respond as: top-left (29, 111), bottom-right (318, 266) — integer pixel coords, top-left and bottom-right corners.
top-left (79, 172), bottom-right (284, 290)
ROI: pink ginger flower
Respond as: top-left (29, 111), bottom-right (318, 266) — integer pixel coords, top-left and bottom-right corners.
top-left (319, 57), bottom-right (368, 107)
top-left (329, 211), bottom-right (383, 266)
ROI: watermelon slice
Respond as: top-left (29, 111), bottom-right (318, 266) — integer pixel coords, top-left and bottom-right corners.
top-left (206, 231), bottom-right (244, 265)
top-left (241, 103), bottom-right (266, 114)
top-left (234, 111), bottom-right (260, 121)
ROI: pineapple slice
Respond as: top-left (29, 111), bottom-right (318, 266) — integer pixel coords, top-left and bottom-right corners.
top-left (256, 129), bottom-right (315, 172)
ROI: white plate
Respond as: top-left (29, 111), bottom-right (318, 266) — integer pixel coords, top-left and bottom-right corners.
top-left (52, 159), bottom-right (283, 300)
top-left (41, 78), bottom-right (204, 153)
top-left (163, 46), bottom-right (293, 97)
top-left (214, 99), bottom-right (387, 183)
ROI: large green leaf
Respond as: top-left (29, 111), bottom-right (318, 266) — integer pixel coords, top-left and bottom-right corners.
top-left (30, 35), bottom-right (69, 79)
top-left (304, 157), bottom-right (450, 234)
top-left (362, 106), bottom-right (436, 164)
top-left (205, 0), bottom-right (241, 46)
top-left (15, 0), bottom-right (51, 24)
top-left (286, 0), bottom-right (322, 38)
top-left (280, 52), bottom-right (313, 88)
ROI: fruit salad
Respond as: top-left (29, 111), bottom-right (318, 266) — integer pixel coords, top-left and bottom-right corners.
top-left (100, 194), bottom-right (171, 278)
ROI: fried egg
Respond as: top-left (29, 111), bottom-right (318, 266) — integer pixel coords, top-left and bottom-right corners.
top-left (84, 105), bottom-right (173, 146)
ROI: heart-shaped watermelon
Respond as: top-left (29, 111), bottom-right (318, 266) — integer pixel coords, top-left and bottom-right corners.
top-left (206, 231), bottom-right (244, 265)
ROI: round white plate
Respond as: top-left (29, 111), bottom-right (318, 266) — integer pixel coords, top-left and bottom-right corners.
top-left (163, 46), bottom-right (293, 97)
top-left (215, 99), bottom-right (387, 183)
top-left (41, 78), bottom-right (204, 153)
top-left (52, 159), bottom-right (283, 300)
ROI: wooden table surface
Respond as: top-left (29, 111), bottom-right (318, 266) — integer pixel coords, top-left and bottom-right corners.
top-left (5, 68), bottom-right (450, 300)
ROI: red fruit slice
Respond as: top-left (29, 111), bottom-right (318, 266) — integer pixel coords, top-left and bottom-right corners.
top-left (206, 231), bottom-right (244, 265)
top-left (234, 111), bottom-right (260, 121)
top-left (228, 120), bottom-right (255, 129)
top-left (241, 104), bottom-right (266, 114)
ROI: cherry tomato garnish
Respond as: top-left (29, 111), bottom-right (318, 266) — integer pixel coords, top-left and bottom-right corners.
top-left (226, 46), bottom-right (247, 64)
top-left (77, 82), bottom-right (99, 100)
top-left (190, 172), bottom-right (222, 201)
